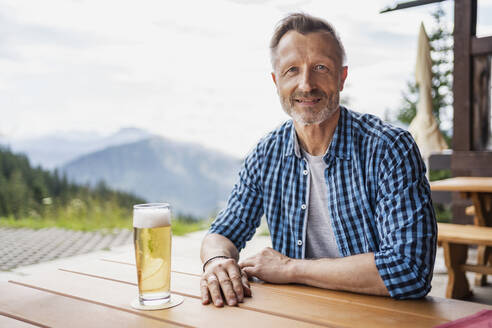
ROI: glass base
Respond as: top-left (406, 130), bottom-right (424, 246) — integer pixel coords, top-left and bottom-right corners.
top-left (139, 291), bottom-right (170, 306)
top-left (131, 294), bottom-right (184, 311)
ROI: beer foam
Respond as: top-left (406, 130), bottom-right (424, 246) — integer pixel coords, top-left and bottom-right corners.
top-left (133, 206), bottom-right (171, 228)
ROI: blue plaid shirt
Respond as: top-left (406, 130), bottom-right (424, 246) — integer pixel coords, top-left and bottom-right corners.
top-left (210, 106), bottom-right (437, 299)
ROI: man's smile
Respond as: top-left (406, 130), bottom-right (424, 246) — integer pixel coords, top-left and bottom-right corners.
top-left (293, 97), bottom-right (322, 106)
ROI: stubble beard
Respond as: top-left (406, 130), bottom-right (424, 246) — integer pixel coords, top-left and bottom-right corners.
top-left (280, 90), bottom-right (340, 126)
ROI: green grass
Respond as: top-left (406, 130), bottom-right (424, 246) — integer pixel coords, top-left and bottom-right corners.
top-left (257, 216), bottom-right (270, 237)
top-left (429, 169), bottom-right (453, 223)
top-left (0, 201), bottom-right (131, 231)
top-left (434, 205), bottom-right (452, 223)
top-left (0, 215), bottom-right (208, 236)
top-left (0, 199), bottom-right (208, 236)
top-left (171, 219), bottom-right (208, 236)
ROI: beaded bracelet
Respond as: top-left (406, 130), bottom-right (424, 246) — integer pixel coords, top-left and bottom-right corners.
top-left (202, 255), bottom-right (232, 272)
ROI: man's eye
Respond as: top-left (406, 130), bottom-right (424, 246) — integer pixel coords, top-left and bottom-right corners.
top-left (286, 67), bottom-right (298, 74)
top-left (314, 64), bottom-right (328, 71)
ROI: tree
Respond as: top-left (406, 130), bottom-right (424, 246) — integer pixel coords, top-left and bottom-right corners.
top-left (0, 147), bottom-right (145, 220)
top-left (392, 6), bottom-right (453, 146)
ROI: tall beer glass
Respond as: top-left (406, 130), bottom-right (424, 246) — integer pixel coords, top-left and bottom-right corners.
top-left (133, 203), bottom-right (172, 307)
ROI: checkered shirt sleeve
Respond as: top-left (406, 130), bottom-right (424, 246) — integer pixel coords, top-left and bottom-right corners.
top-left (373, 131), bottom-right (437, 299)
top-left (209, 142), bottom-right (265, 251)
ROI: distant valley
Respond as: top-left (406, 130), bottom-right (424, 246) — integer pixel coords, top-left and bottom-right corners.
top-left (1, 128), bottom-right (242, 218)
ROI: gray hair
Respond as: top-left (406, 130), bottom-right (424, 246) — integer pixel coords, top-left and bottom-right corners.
top-left (270, 13), bottom-right (346, 70)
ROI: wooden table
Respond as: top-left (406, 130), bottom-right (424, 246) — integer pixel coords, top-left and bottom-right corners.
top-left (438, 223), bottom-right (492, 298)
top-left (430, 177), bottom-right (492, 285)
top-left (0, 253), bottom-right (490, 327)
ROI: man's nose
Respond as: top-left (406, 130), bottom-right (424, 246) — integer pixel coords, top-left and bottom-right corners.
top-left (297, 69), bottom-right (314, 92)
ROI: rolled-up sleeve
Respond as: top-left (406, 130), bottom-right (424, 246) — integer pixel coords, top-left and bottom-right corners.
top-left (208, 143), bottom-right (264, 252)
top-left (373, 132), bottom-right (437, 299)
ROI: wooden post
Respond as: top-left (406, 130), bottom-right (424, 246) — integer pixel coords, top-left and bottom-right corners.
top-left (472, 193), bottom-right (492, 286)
top-left (471, 56), bottom-right (491, 151)
top-left (451, 0), bottom-right (479, 223)
top-left (442, 242), bottom-right (472, 299)
top-left (452, 0), bottom-right (476, 151)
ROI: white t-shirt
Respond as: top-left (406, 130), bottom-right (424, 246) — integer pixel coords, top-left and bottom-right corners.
top-left (301, 149), bottom-right (340, 259)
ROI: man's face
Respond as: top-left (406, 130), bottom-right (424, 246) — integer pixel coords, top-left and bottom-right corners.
top-left (272, 31), bottom-right (348, 125)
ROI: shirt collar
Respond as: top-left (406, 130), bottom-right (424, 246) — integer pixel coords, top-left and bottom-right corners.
top-left (284, 106), bottom-right (352, 161)
top-left (283, 121), bottom-right (298, 158)
top-left (328, 106), bottom-right (352, 161)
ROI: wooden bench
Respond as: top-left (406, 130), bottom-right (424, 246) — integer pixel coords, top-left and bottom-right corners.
top-left (438, 222), bottom-right (492, 299)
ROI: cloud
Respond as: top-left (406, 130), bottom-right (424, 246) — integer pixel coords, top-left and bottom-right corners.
top-left (362, 27), bottom-right (415, 46)
top-left (0, 12), bottom-right (101, 47)
top-left (154, 19), bottom-right (221, 38)
top-left (1, 0), bottom-right (490, 158)
top-left (477, 3), bottom-right (492, 36)
top-left (274, 0), bottom-right (312, 12)
top-left (227, 0), bottom-right (273, 4)
top-left (0, 45), bottom-right (19, 60)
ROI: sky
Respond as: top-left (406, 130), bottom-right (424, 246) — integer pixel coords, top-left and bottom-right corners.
top-left (1, 0), bottom-right (492, 158)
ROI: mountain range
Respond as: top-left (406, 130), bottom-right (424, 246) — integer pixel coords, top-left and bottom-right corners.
top-left (61, 136), bottom-right (242, 218)
top-left (2, 127), bottom-right (152, 169)
top-left (1, 128), bottom-right (242, 217)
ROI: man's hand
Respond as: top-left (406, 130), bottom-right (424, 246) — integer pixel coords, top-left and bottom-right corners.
top-left (200, 257), bottom-right (251, 307)
top-left (239, 247), bottom-right (295, 284)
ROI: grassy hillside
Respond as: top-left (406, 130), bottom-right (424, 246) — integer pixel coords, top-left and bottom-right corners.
top-left (0, 147), bottom-right (207, 234)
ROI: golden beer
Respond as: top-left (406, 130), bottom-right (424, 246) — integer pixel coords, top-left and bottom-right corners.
top-left (133, 204), bottom-right (172, 306)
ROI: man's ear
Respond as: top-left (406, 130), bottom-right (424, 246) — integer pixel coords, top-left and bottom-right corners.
top-left (271, 72), bottom-right (277, 87)
top-left (339, 66), bottom-right (348, 91)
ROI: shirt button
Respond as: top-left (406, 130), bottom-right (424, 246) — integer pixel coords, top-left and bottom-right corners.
top-left (297, 240), bottom-right (303, 246)
top-left (301, 204), bottom-right (307, 210)
top-left (303, 169), bottom-right (308, 175)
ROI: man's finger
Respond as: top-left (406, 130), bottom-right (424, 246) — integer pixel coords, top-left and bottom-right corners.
top-left (227, 265), bottom-right (244, 302)
top-left (238, 256), bottom-right (256, 268)
top-left (216, 270), bottom-right (237, 306)
top-left (242, 265), bottom-right (260, 284)
top-left (241, 266), bottom-right (257, 277)
top-left (207, 274), bottom-right (224, 307)
top-left (241, 271), bottom-right (252, 297)
top-left (200, 278), bottom-right (211, 305)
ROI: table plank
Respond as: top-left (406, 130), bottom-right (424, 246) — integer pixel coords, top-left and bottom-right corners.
top-left (0, 282), bottom-right (179, 328)
top-left (438, 223), bottom-right (492, 245)
top-left (252, 281), bottom-right (491, 319)
top-left (0, 313), bottom-right (39, 328)
top-left (58, 259), bottom-right (451, 328)
top-left (95, 258), bottom-right (491, 321)
top-left (430, 177), bottom-right (492, 192)
top-left (10, 270), bottom-right (322, 328)
top-left (430, 176), bottom-right (492, 287)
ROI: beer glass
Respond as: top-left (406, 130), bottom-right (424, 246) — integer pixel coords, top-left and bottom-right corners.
top-left (133, 203), bottom-right (172, 307)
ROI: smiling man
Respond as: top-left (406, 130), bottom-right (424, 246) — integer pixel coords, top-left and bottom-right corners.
top-left (200, 13), bottom-right (437, 307)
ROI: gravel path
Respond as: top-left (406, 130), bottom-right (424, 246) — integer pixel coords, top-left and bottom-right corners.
top-left (0, 227), bottom-right (133, 271)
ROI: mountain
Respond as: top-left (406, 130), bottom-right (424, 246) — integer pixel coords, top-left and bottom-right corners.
top-left (2, 127), bottom-right (152, 169)
top-left (61, 137), bottom-right (242, 218)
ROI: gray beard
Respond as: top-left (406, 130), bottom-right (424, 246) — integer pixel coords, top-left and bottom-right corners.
top-left (280, 92), bottom-right (340, 126)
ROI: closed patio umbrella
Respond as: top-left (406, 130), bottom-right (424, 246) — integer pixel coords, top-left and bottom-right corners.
top-left (408, 23), bottom-right (448, 166)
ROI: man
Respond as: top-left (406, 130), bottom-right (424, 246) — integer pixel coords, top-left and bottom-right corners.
top-left (200, 13), bottom-right (437, 307)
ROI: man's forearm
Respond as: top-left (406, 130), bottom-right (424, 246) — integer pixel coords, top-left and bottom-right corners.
top-left (290, 252), bottom-right (389, 296)
top-left (200, 233), bottom-right (240, 263)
